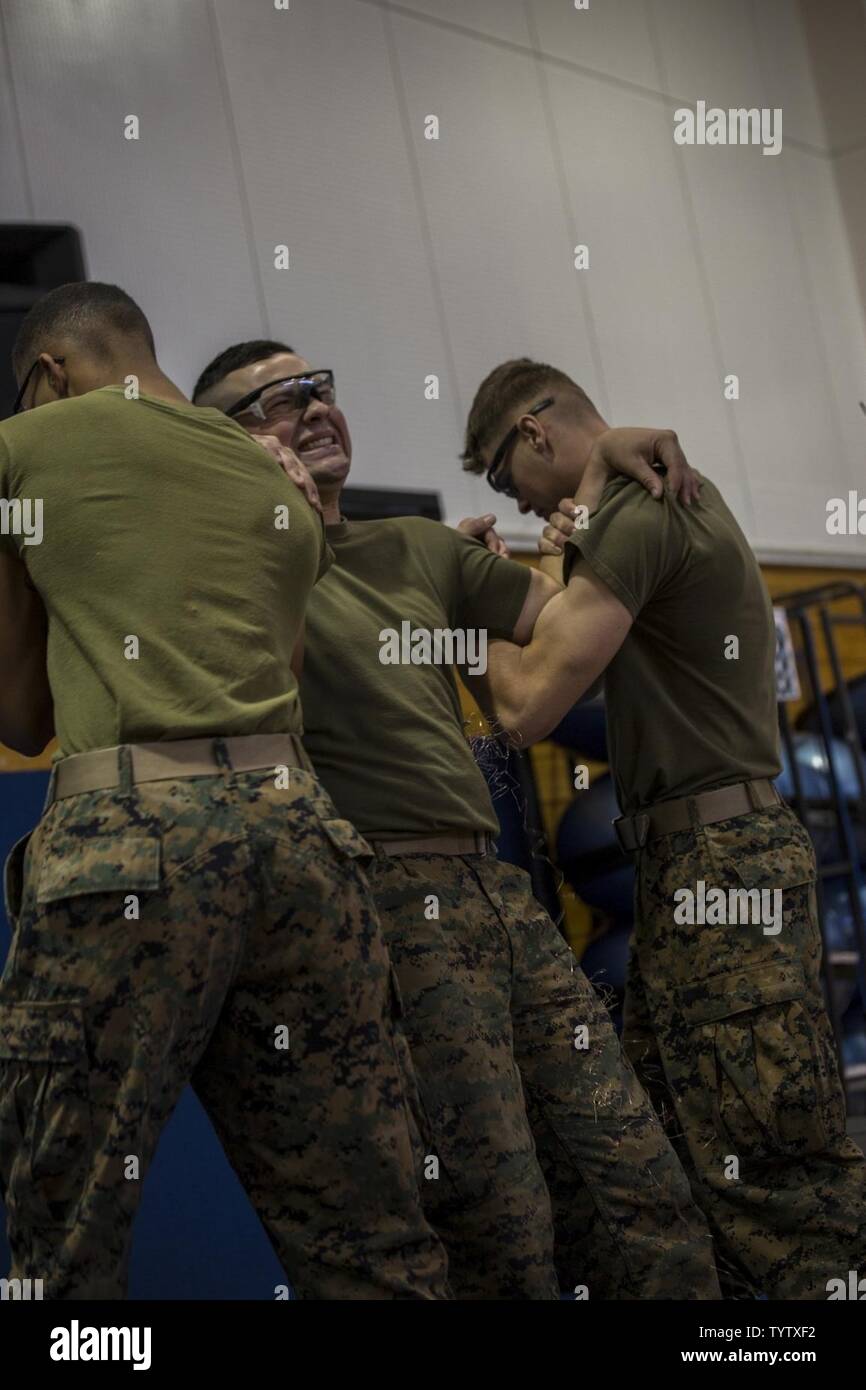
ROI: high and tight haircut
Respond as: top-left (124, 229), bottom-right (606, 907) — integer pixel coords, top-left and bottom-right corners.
top-left (461, 357), bottom-right (601, 474)
top-left (12, 281), bottom-right (156, 379)
top-left (192, 340), bottom-right (295, 403)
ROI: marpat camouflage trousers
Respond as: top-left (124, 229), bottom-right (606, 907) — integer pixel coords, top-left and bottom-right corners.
top-left (366, 849), bottom-right (721, 1300)
top-left (0, 758), bottom-right (450, 1300)
top-left (623, 802), bottom-right (866, 1299)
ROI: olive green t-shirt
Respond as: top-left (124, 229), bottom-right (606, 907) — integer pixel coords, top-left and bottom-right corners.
top-left (563, 474), bottom-right (780, 815)
top-left (0, 387), bottom-right (329, 756)
top-left (301, 517), bottom-right (532, 837)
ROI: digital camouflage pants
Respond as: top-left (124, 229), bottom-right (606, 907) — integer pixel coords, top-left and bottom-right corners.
top-left (623, 802), bottom-right (866, 1299)
top-left (0, 759), bottom-right (450, 1300)
top-left (365, 848), bottom-right (721, 1300)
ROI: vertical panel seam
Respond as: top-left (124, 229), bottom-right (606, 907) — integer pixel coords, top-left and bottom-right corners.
top-left (521, 0), bottom-right (611, 418)
top-left (750, 0), bottom-right (854, 493)
top-left (0, 2), bottom-right (35, 218)
top-left (380, 4), bottom-right (466, 448)
top-left (204, 0), bottom-right (271, 338)
top-left (644, 0), bottom-right (757, 537)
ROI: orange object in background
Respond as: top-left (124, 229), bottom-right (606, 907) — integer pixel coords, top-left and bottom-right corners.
top-left (0, 740), bottom-right (56, 773)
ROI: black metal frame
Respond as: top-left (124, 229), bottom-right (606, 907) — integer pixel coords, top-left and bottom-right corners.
top-left (775, 581), bottom-right (866, 1111)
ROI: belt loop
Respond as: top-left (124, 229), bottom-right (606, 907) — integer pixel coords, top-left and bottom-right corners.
top-left (745, 779), bottom-right (761, 812)
top-left (634, 813), bottom-right (650, 849)
top-left (212, 736), bottom-right (235, 787)
top-left (686, 796), bottom-right (703, 834)
top-left (118, 744), bottom-right (135, 798)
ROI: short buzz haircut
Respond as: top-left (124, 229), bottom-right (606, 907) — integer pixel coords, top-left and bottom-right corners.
top-left (12, 282), bottom-right (156, 379)
top-left (192, 340), bottom-right (295, 403)
top-left (461, 357), bottom-right (601, 474)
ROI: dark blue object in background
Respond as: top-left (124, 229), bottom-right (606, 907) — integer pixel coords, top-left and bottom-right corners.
top-left (0, 771), bottom-right (287, 1298)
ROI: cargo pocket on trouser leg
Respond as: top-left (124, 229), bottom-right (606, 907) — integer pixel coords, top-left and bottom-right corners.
top-left (384, 963), bottom-right (440, 1180)
top-left (677, 960), bottom-right (847, 1162)
top-left (3, 830), bottom-right (34, 930)
top-left (315, 812), bottom-right (374, 870)
top-left (2, 830), bottom-right (36, 983)
top-left (0, 1001), bottom-right (92, 1241)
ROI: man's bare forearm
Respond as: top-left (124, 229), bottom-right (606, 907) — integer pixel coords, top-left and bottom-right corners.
top-left (477, 569), bottom-right (634, 747)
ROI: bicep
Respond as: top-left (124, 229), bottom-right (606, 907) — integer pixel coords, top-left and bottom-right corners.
top-left (513, 562), bottom-right (633, 740)
top-left (533, 563), bottom-right (631, 675)
top-left (510, 567), bottom-right (561, 646)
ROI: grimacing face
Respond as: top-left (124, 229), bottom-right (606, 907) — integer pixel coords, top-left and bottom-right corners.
top-left (205, 351), bottom-right (353, 490)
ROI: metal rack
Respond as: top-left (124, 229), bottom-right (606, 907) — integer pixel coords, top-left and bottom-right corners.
top-left (774, 581), bottom-right (866, 1109)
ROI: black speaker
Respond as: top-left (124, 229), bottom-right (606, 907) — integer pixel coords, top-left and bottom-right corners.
top-left (0, 224), bottom-right (86, 417)
top-left (340, 485), bottom-right (442, 522)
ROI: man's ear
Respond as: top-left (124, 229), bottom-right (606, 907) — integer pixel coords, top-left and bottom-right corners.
top-left (520, 414), bottom-right (549, 456)
top-left (38, 352), bottom-right (69, 399)
top-left (519, 415), bottom-right (542, 452)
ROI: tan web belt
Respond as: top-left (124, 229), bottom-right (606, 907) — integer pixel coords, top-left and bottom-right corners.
top-left (613, 778), bottom-right (781, 853)
top-left (47, 734), bottom-right (313, 804)
top-left (370, 831), bottom-right (495, 858)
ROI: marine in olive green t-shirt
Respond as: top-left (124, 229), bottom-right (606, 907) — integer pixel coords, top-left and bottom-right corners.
top-left (0, 387), bottom-right (329, 756)
top-left (563, 473), bottom-right (781, 815)
top-left (301, 516), bottom-right (532, 837)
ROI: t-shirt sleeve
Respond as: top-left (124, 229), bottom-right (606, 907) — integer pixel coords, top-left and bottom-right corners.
top-left (562, 482), bottom-right (683, 618)
top-left (448, 529), bottom-right (533, 639)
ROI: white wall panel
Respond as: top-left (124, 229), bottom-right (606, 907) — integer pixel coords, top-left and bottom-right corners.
top-left (545, 61), bottom-right (755, 531)
top-left (648, 0), bottom-right (765, 110)
top-left (797, 0), bottom-right (866, 152)
top-left (529, 0), bottom-right (661, 91)
top-left (785, 148), bottom-right (866, 499)
top-left (214, 0), bottom-right (487, 526)
top-left (751, 0), bottom-right (828, 151)
top-left (389, 12), bottom-right (601, 545)
top-left (0, 0), bottom-right (261, 391)
top-left (0, 12), bottom-right (30, 218)
top-left (679, 138), bottom-right (865, 561)
top-left (832, 144), bottom-right (866, 341)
